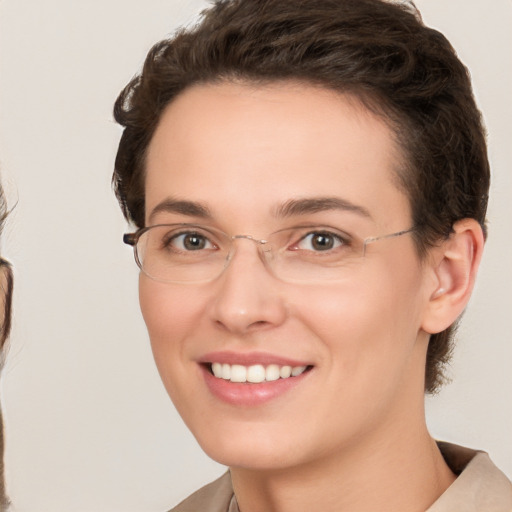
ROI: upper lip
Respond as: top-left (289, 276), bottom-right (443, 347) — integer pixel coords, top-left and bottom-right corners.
top-left (199, 351), bottom-right (312, 367)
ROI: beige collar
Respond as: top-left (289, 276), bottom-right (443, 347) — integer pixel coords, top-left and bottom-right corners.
top-left (426, 442), bottom-right (512, 511)
top-left (170, 442), bottom-right (512, 512)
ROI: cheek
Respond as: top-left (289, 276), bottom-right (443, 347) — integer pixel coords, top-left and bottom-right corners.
top-left (292, 269), bottom-right (427, 439)
top-left (138, 277), bottom-right (206, 369)
top-left (294, 261), bottom-right (426, 377)
top-left (138, 277), bottom-right (216, 424)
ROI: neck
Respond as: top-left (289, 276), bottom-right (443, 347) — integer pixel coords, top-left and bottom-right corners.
top-left (231, 408), bottom-right (455, 512)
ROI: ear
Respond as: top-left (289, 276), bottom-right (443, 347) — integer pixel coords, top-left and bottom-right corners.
top-left (421, 219), bottom-right (485, 334)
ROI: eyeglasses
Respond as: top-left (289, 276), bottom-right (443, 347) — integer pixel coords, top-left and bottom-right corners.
top-left (123, 223), bottom-right (415, 284)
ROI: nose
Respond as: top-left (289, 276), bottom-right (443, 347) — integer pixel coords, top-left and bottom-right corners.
top-left (208, 239), bottom-right (288, 334)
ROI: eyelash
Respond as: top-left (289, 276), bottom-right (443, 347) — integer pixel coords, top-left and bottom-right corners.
top-left (291, 230), bottom-right (350, 252)
top-left (155, 224), bottom-right (356, 258)
top-left (163, 231), bottom-right (216, 252)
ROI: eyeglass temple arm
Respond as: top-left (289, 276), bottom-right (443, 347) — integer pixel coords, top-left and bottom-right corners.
top-left (123, 233), bottom-right (137, 246)
top-left (362, 227), bottom-right (415, 256)
top-left (364, 228), bottom-right (415, 245)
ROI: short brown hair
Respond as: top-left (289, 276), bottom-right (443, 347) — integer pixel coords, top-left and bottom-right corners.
top-left (113, 0), bottom-right (490, 393)
top-left (0, 182), bottom-right (13, 510)
top-left (0, 184), bottom-right (13, 352)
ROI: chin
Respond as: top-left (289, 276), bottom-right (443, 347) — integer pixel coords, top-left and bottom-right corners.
top-left (202, 444), bottom-right (299, 471)
top-left (191, 422), bottom-right (306, 471)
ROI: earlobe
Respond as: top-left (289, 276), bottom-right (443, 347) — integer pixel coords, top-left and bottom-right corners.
top-left (421, 219), bottom-right (485, 334)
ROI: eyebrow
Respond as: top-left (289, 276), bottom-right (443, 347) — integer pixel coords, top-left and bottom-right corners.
top-left (149, 198), bottom-right (212, 223)
top-left (149, 196), bottom-right (372, 224)
top-left (274, 197), bottom-right (372, 219)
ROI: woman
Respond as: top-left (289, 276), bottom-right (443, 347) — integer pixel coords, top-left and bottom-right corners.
top-left (0, 183), bottom-right (13, 511)
top-left (113, 0), bottom-right (512, 510)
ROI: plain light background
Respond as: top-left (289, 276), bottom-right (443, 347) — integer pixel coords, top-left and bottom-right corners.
top-left (0, 1), bottom-right (510, 510)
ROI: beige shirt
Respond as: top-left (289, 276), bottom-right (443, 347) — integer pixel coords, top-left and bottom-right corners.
top-left (170, 443), bottom-right (512, 512)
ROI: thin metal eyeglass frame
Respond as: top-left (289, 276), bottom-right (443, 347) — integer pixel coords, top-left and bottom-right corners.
top-left (123, 224), bottom-right (416, 283)
top-left (362, 227), bottom-right (416, 256)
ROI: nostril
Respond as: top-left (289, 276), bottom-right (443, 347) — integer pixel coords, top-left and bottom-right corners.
top-left (248, 320), bottom-right (269, 329)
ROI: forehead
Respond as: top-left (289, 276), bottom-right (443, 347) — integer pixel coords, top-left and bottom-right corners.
top-left (144, 81), bottom-right (411, 229)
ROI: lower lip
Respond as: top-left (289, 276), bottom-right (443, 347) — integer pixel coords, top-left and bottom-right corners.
top-left (201, 365), bottom-right (311, 406)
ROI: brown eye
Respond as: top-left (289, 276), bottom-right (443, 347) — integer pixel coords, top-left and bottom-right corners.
top-left (183, 233), bottom-right (207, 250)
top-left (167, 232), bottom-right (213, 251)
top-left (296, 232), bottom-right (344, 252)
top-left (311, 233), bottom-right (335, 250)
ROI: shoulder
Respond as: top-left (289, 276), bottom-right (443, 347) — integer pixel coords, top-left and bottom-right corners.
top-left (168, 472), bottom-right (234, 512)
top-left (428, 442), bottom-right (512, 512)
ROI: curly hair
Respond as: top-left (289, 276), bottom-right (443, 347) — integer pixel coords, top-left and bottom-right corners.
top-left (113, 0), bottom-right (490, 393)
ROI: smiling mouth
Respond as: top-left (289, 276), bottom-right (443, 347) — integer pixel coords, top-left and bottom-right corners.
top-left (208, 363), bottom-right (312, 383)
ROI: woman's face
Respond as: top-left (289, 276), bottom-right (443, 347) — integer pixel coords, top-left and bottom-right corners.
top-left (140, 82), bottom-right (435, 470)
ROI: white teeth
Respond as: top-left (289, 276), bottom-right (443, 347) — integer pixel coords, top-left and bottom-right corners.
top-left (221, 363), bottom-right (231, 380)
top-left (291, 365), bottom-right (307, 376)
top-left (280, 365), bottom-right (292, 378)
top-left (247, 364), bottom-right (266, 383)
top-left (210, 362), bottom-right (309, 383)
top-left (265, 364), bottom-right (281, 381)
top-left (230, 364), bottom-right (247, 383)
top-left (212, 362), bottom-right (222, 378)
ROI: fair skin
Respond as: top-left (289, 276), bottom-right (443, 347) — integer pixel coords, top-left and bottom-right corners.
top-left (140, 82), bottom-right (483, 512)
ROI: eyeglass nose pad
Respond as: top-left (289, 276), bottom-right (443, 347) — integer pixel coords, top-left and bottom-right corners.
top-left (260, 244), bottom-right (273, 260)
top-left (257, 243), bottom-right (277, 277)
top-left (224, 249), bottom-right (234, 265)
